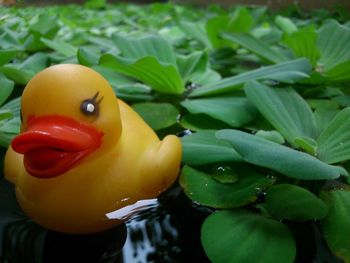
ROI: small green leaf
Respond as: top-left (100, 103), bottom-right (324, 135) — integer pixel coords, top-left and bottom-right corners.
top-left (112, 34), bottom-right (177, 65)
top-left (176, 51), bottom-right (208, 83)
top-left (181, 96), bottom-right (257, 128)
top-left (100, 54), bottom-right (184, 94)
top-left (77, 47), bottom-right (100, 66)
top-left (324, 60), bottom-right (350, 82)
top-left (180, 166), bottom-right (272, 208)
top-left (255, 130), bottom-right (285, 144)
top-left (190, 58), bottom-right (311, 97)
top-left (132, 102), bottom-right (179, 131)
top-left (206, 7), bottom-right (254, 48)
top-left (0, 73), bottom-right (14, 105)
top-left (317, 20), bottom-right (350, 72)
top-left (275, 15), bottom-right (298, 34)
top-left (321, 189), bottom-right (350, 263)
top-left (266, 184), bottom-right (328, 221)
top-left (181, 130), bottom-right (241, 165)
top-left (178, 21), bottom-right (211, 48)
top-left (201, 210), bottom-right (296, 263)
top-left (29, 14), bottom-right (59, 36)
top-left (245, 81), bottom-right (317, 145)
top-left (283, 25), bottom-right (320, 66)
top-left (222, 32), bottom-right (288, 63)
top-left (40, 38), bottom-right (77, 57)
top-left (216, 129), bottom-right (343, 180)
top-left (0, 49), bottom-right (20, 66)
top-left (294, 136), bottom-right (317, 155)
top-left (0, 66), bottom-right (33, 85)
top-left (317, 108), bottom-right (350, 164)
top-left (180, 114), bottom-right (229, 131)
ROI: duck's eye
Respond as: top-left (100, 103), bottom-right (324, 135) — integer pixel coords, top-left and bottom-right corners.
top-left (80, 92), bottom-right (103, 116)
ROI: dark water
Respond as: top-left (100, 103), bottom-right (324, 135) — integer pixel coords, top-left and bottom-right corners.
top-left (0, 179), bottom-right (344, 263)
top-left (41, 185), bottom-right (211, 263)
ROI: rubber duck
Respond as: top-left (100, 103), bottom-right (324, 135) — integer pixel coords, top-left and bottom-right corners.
top-left (4, 64), bottom-right (182, 234)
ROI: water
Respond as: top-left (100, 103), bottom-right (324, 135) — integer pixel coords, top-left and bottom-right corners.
top-left (0, 186), bottom-right (209, 263)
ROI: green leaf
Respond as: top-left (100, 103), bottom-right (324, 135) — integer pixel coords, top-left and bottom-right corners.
top-left (99, 54), bottom-right (184, 94)
top-left (0, 49), bottom-right (20, 66)
top-left (244, 81), bottom-right (317, 145)
top-left (181, 96), bottom-right (257, 128)
top-left (132, 102), bottom-right (179, 131)
top-left (181, 130), bottom-right (241, 165)
top-left (40, 38), bottom-right (77, 57)
top-left (190, 58), bottom-right (311, 97)
top-left (255, 130), bottom-right (285, 144)
top-left (180, 166), bottom-right (272, 208)
top-left (29, 13), bottom-right (59, 36)
top-left (180, 114), bottom-right (230, 131)
top-left (201, 210), bottom-right (296, 263)
top-left (77, 46), bottom-right (100, 67)
top-left (283, 25), bottom-right (320, 66)
top-left (0, 66), bottom-right (33, 85)
top-left (178, 21), bottom-right (211, 48)
top-left (321, 189), bottom-right (350, 263)
top-left (0, 73), bottom-right (14, 105)
top-left (112, 34), bottom-right (177, 65)
top-left (176, 51), bottom-right (208, 83)
top-left (222, 32), bottom-right (288, 63)
top-left (216, 129), bottom-right (343, 180)
top-left (206, 7), bottom-right (254, 49)
top-left (266, 184), bottom-right (328, 221)
top-left (317, 108), bottom-right (350, 164)
top-left (275, 15), bottom-right (298, 35)
top-left (317, 20), bottom-right (350, 71)
top-left (294, 136), bottom-right (317, 156)
top-left (324, 60), bottom-right (350, 82)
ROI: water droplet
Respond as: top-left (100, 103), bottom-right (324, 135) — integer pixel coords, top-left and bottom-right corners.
top-left (212, 165), bottom-right (239, 184)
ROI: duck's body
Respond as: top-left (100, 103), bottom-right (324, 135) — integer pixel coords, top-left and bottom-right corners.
top-left (4, 64), bottom-right (181, 234)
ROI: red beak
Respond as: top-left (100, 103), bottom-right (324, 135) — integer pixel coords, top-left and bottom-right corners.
top-left (12, 115), bottom-right (103, 178)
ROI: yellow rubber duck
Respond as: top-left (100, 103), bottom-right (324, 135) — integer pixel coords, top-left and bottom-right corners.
top-left (4, 64), bottom-right (182, 234)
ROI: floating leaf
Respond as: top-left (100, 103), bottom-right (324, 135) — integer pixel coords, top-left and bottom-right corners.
top-left (201, 210), bottom-right (296, 263)
top-left (317, 108), bottom-right (350, 164)
top-left (255, 130), bottom-right (285, 144)
top-left (178, 21), bottom-right (211, 48)
top-left (181, 96), bottom-right (257, 128)
top-left (206, 7), bottom-right (254, 48)
top-left (190, 58), bottom-right (311, 97)
top-left (112, 34), bottom-right (177, 65)
top-left (180, 114), bottom-right (229, 131)
top-left (77, 46), bottom-right (100, 66)
top-left (283, 25), bottom-right (320, 66)
top-left (132, 102), bottom-right (179, 131)
top-left (40, 38), bottom-right (77, 57)
top-left (0, 73), bottom-right (14, 105)
top-left (244, 81), bottom-right (317, 145)
top-left (321, 189), bottom-right (350, 263)
top-left (222, 32), bottom-right (288, 63)
top-left (275, 15), bottom-right (298, 34)
top-left (180, 166), bottom-right (272, 208)
top-left (181, 130), bottom-right (241, 165)
top-left (99, 54), bottom-right (184, 94)
top-left (0, 49), bottom-right (20, 66)
top-left (266, 184), bottom-right (328, 221)
top-left (176, 51), bottom-right (208, 83)
top-left (216, 129), bottom-right (343, 180)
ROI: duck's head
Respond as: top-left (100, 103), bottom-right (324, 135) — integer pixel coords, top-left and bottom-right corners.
top-left (12, 64), bottom-right (121, 178)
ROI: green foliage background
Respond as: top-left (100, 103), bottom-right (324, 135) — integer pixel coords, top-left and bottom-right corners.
top-left (0, 2), bottom-right (350, 263)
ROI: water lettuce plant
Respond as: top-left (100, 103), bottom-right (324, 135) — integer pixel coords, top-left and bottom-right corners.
top-left (0, 2), bottom-right (350, 262)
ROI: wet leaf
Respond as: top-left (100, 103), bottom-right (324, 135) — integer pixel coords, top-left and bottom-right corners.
top-left (180, 166), bottom-right (272, 208)
top-left (266, 184), bottom-right (328, 221)
top-left (201, 210), bottom-right (296, 263)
